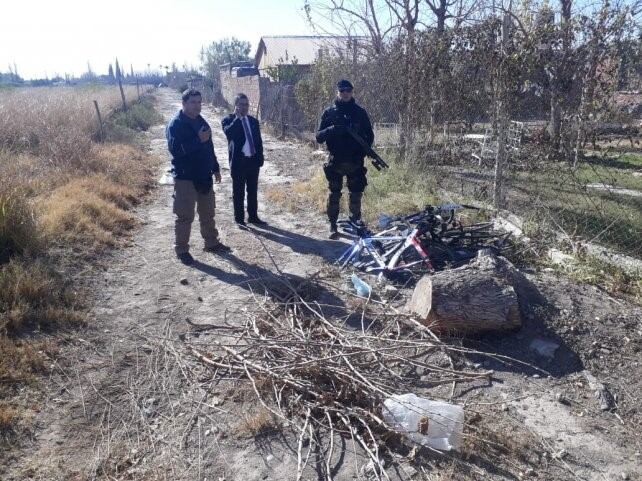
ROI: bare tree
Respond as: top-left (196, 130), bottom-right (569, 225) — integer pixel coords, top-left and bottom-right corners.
top-left (425, 0), bottom-right (457, 33)
top-left (386, 0), bottom-right (421, 34)
top-left (384, 0), bottom-right (422, 156)
top-left (304, 0), bottom-right (398, 53)
top-left (573, 0), bottom-right (631, 165)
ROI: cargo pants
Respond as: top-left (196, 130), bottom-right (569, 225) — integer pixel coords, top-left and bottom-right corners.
top-left (173, 179), bottom-right (220, 255)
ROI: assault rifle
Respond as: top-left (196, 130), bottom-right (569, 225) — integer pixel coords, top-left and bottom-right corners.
top-left (345, 126), bottom-right (390, 171)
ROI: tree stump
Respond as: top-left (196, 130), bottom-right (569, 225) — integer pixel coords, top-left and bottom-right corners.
top-left (406, 250), bottom-right (524, 334)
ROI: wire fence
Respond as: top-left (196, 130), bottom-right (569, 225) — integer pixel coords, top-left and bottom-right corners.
top-left (254, 23), bottom-right (641, 262)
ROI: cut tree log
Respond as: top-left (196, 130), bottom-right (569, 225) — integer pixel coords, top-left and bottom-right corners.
top-left (406, 250), bottom-right (524, 334)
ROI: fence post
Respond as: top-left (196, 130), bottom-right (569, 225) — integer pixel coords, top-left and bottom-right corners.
top-left (136, 76), bottom-right (141, 101)
top-left (93, 100), bottom-right (105, 142)
top-left (117, 71), bottom-right (127, 111)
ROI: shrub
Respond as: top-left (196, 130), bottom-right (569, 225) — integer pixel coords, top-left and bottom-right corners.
top-left (108, 99), bottom-right (163, 132)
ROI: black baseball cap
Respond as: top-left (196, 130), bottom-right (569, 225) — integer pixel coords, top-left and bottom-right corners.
top-left (336, 79), bottom-right (354, 91)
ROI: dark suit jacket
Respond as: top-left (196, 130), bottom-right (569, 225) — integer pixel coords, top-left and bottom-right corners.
top-left (221, 114), bottom-right (264, 174)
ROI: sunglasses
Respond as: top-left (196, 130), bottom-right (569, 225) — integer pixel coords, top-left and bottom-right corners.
top-left (339, 88), bottom-right (353, 93)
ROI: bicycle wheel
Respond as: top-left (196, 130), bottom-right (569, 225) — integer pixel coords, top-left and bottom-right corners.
top-left (387, 244), bottom-right (433, 275)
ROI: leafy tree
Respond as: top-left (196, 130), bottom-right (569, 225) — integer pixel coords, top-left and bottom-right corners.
top-left (199, 37), bottom-right (252, 91)
top-left (265, 55), bottom-right (302, 84)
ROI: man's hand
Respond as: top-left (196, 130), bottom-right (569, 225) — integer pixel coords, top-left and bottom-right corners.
top-left (214, 172), bottom-right (222, 184)
top-left (198, 126), bottom-right (211, 143)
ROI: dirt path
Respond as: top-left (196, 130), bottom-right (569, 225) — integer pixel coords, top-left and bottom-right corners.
top-left (5, 88), bottom-right (349, 480)
top-left (4, 89), bottom-right (641, 481)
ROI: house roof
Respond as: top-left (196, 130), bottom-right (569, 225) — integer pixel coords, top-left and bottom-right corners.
top-left (254, 36), bottom-right (361, 67)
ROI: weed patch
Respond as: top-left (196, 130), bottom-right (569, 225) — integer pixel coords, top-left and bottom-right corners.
top-left (109, 99), bottom-right (163, 132)
top-left (266, 158), bottom-right (438, 224)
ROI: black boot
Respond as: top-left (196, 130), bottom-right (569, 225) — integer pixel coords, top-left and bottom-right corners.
top-left (348, 191), bottom-right (363, 222)
top-left (327, 191), bottom-right (341, 239)
top-left (329, 221), bottom-right (339, 240)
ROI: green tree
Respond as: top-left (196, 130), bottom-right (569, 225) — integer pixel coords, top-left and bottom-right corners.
top-left (265, 55), bottom-right (301, 84)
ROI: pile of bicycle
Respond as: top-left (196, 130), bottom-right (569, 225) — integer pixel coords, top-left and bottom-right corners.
top-left (336, 203), bottom-right (512, 279)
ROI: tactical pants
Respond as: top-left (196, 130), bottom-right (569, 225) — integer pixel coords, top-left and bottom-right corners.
top-left (323, 164), bottom-right (367, 224)
top-left (173, 179), bottom-right (220, 255)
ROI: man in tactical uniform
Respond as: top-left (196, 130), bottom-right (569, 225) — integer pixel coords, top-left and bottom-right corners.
top-left (316, 79), bottom-right (374, 239)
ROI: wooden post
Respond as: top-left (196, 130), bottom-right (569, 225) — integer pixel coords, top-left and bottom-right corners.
top-left (93, 100), bottom-right (105, 142)
top-left (115, 60), bottom-right (127, 111)
top-left (136, 76), bottom-right (140, 101)
top-left (118, 75), bottom-right (127, 111)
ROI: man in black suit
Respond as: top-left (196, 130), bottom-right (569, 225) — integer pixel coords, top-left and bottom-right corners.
top-left (221, 93), bottom-right (267, 227)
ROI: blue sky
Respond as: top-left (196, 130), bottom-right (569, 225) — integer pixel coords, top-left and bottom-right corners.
top-left (0, 0), bottom-right (315, 79)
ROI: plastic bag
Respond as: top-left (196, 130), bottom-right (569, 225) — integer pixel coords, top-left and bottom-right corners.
top-left (382, 393), bottom-right (464, 451)
top-left (351, 273), bottom-right (372, 297)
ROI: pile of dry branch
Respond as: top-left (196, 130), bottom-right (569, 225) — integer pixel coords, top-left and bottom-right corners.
top-left (183, 273), bottom-right (494, 480)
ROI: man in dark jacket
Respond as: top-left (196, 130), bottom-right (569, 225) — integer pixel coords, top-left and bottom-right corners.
top-left (221, 93), bottom-right (267, 227)
top-left (316, 79), bottom-right (374, 239)
top-left (166, 89), bottom-right (229, 265)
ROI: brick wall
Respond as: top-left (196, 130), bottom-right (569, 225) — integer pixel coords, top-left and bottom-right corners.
top-left (220, 70), bottom-right (262, 117)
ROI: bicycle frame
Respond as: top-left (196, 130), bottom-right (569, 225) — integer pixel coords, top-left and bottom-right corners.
top-left (337, 227), bottom-right (434, 274)
top-left (385, 227), bottom-right (433, 272)
top-left (337, 233), bottom-right (407, 270)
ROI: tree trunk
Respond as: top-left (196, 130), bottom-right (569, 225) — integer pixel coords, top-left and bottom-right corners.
top-left (406, 251), bottom-right (525, 334)
top-left (494, 102), bottom-right (508, 208)
top-left (548, 93), bottom-right (562, 149)
top-left (547, 0), bottom-right (573, 152)
top-left (494, 13), bottom-right (511, 209)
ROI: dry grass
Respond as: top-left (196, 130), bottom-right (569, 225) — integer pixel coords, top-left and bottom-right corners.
top-left (40, 178), bottom-right (137, 248)
top-left (232, 407), bottom-right (280, 438)
top-left (0, 337), bottom-right (49, 385)
top-left (265, 172), bottom-right (327, 213)
top-left (0, 86), bottom-right (160, 438)
top-left (0, 85), bottom-right (139, 163)
top-left (0, 259), bottom-right (84, 335)
top-left (0, 401), bottom-right (20, 433)
top-left (37, 143), bottom-right (157, 249)
top-left (0, 186), bottom-right (39, 263)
